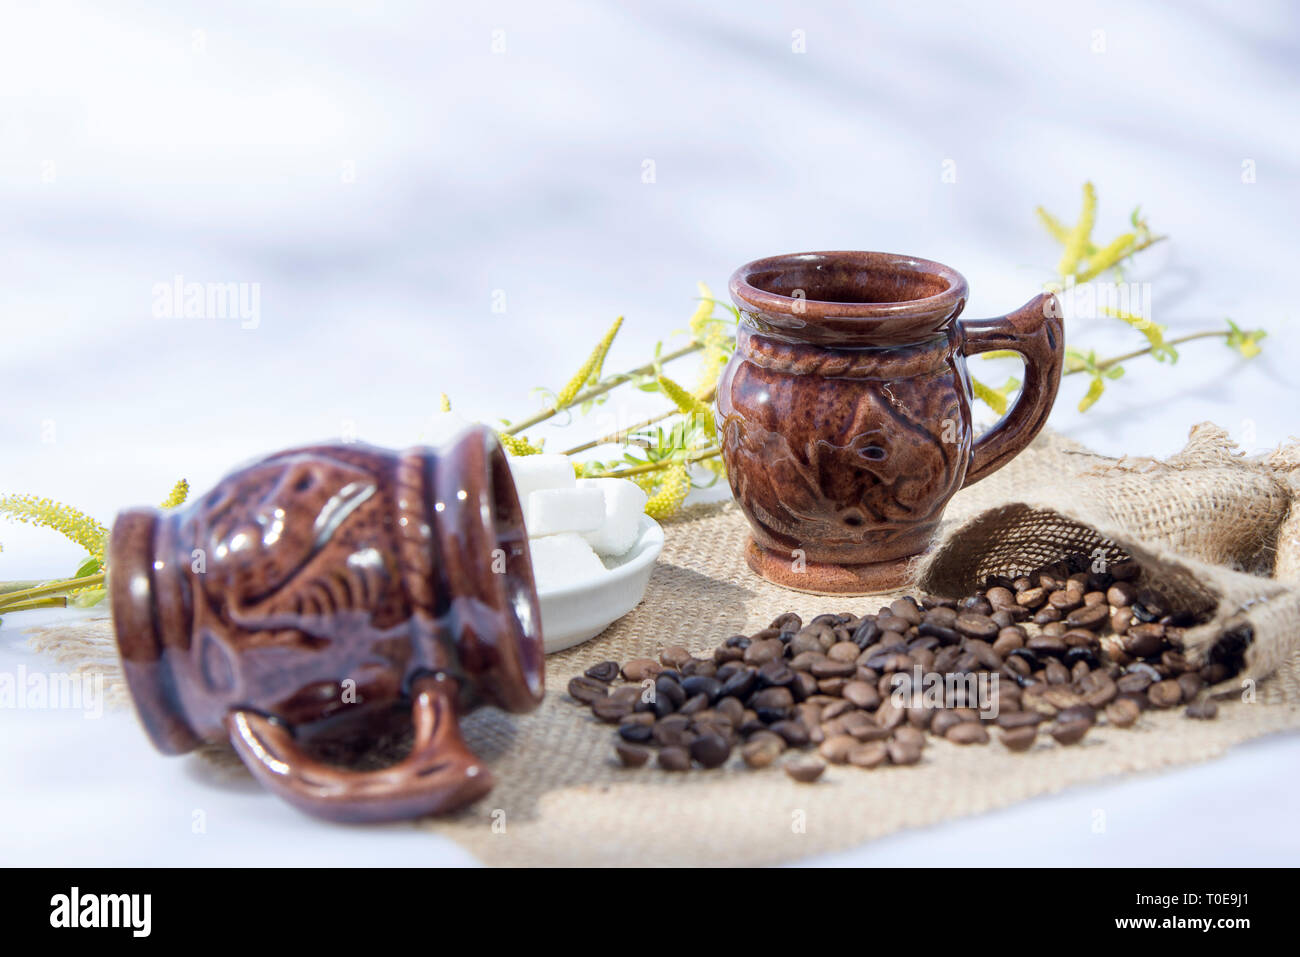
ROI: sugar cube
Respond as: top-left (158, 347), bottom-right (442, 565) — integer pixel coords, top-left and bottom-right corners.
top-left (577, 477), bottom-right (648, 557)
top-left (525, 487), bottom-right (605, 537)
top-left (527, 532), bottom-right (608, 592)
top-left (506, 453), bottom-right (575, 504)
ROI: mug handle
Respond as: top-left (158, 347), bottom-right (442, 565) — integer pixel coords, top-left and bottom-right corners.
top-left (960, 292), bottom-right (1064, 488)
top-left (226, 672), bottom-right (493, 823)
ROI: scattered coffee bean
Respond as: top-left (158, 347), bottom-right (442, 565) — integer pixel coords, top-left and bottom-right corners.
top-left (783, 755), bottom-right (827, 783)
top-left (1000, 725), bottom-right (1037, 752)
top-left (622, 658), bottom-right (662, 682)
top-left (615, 741), bottom-right (651, 767)
top-left (657, 746), bottom-right (691, 771)
top-left (1185, 699), bottom-right (1218, 720)
top-left (690, 732), bottom-right (732, 768)
top-left (1105, 698), bottom-right (1141, 728)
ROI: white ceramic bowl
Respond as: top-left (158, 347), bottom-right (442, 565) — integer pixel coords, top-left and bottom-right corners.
top-left (536, 515), bottom-right (664, 653)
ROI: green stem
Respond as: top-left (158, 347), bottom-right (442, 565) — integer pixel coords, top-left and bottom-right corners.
top-left (0, 580), bottom-right (43, 596)
top-left (504, 340), bottom-right (703, 435)
top-left (0, 596), bottom-right (67, 613)
top-left (562, 385), bottom-right (718, 455)
top-left (1066, 330), bottom-right (1229, 374)
top-left (0, 572), bottom-right (105, 611)
top-left (592, 446), bottom-right (721, 479)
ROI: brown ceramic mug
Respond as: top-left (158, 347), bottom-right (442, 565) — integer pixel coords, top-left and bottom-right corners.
top-left (107, 425), bottom-right (544, 822)
top-left (717, 251), bottom-right (1063, 594)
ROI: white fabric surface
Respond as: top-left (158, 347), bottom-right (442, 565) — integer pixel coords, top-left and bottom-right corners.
top-left (2, 0), bottom-right (1297, 866)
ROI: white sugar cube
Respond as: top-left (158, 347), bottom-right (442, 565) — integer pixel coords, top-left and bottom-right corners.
top-left (525, 487), bottom-right (605, 537)
top-left (527, 532), bottom-right (608, 592)
top-left (506, 453), bottom-right (575, 504)
top-left (577, 477), bottom-right (648, 557)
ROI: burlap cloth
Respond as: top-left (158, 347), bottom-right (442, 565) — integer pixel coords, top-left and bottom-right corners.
top-left (26, 424), bottom-right (1300, 866)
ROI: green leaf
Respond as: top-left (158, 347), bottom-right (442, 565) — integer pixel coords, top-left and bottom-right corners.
top-left (72, 556), bottom-right (101, 579)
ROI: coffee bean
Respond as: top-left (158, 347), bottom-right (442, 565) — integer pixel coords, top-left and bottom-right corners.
top-left (769, 612), bottom-right (802, 634)
top-left (592, 695), bottom-right (635, 722)
top-left (1148, 680), bottom-right (1183, 709)
top-left (654, 674), bottom-right (685, 708)
top-left (618, 721), bottom-right (653, 743)
top-left (679, 693), bottom-right (708, 716)
top-left (954, 612), bottom-right (998, 639)
top-left (811, 657), bottom-right (857, 679)
top-left (784, 755), bottom-right (827, 783)
top-left (1105, 698), bottom-right (1141, 728)
top-left (996, 710), bottom-right (1044, 729)
top-left (658, 646), bottom-right (692, 669)
top-left (1027, 635), bottom-right (1066, 658)
top-left (841, 680), bottom-right (880, 710)
top-left (741, 734), bottom-right (784, 768)
top-left (770, 720), bottom-right (810, 747)
top-left (658, 746), bottom-right (691, 771)
top-left (690, 732), bottom-right (732, 769)
top-left (1049, 718), bottom-right (1090, 745)
top-left (819, 734), bottom-right (858, 764)
top-left (945, 722), bottom-right (989, 745)
top-left (679, 658), bottom-right (717, 678)
top-left (756, 660), bottom-right (795, 689)
top-left (1185, 700), bottom-right (1218, 720)
top-left (1123, 623), bottom-right (1165, 658)
top-left (827, 641), bottom-right (860, 662)
top-left (681, 674), bottom-right (722, 703)
top-left (1000, 726), bottom-right (1037, 752)
top-left (568, 675), bottom-right (609, 704)
top-left (622, 658), bottom-right (662, 682)
top-left (614, 741), bottom-right (651, 767)
top-left (848, 742), bottom-right (889, 768)
top-left (743, 638), bottom-right (784, 665)
top-left (1176, 672), bottom-right (1204, 701)
top-left (584, 661), bottom-right (621, 682)
top-left (1064, 603), bottom-right (1108, 630)
top-left (719, 667), bottom-right (758, 700)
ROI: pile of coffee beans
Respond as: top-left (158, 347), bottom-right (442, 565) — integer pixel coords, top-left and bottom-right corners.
top-left (565, 554), bottom-right (1227, 781)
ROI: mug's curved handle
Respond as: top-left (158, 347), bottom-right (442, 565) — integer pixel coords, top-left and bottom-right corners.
top-left (226, 673), bottom-right (493, 823)
top-left (961, 292), bottom-right (1064, 488)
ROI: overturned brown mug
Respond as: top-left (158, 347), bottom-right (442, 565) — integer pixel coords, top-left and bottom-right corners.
top-left (108, 425), bottom-right (544, 822)
top-left (717, 251), bottom-right (1064, 595)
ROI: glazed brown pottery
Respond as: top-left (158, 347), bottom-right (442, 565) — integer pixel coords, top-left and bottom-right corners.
top-left (717, 251), bottom-right (1063, 594)
top-left (107, 425), bottom-right (544, 822)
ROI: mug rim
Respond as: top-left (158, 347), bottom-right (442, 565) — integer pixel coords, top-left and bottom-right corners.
top-left (729, 250), bottom-right (969, 322)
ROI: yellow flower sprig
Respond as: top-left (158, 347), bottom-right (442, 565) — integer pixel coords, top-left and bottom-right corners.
top-left (1056, 181), bottom-right (1098, 279)
top-left (0, 495), bottom-right (109, 564)
top-left (656, 374), bottom-right (716, 439)
top-left (970, 376), bottom-right (1021, 416)
top-left (555, 315), bottom-right (623, 408)
top-left (644, 462), bottom-right (692, 519)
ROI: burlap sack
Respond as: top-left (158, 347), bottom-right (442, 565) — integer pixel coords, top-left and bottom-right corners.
top-left (24, 424), bottom-right (1300, 866)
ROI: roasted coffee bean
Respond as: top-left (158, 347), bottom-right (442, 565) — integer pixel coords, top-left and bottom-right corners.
top-left (1148, 680), bottom-right (1183, 709)
top-left (769, 612), bottom-right (802, 634)
top-left (1049, 718), bottom-right (1090, 745)
top-left (622, 658), bottom-right (662, 682)
top-left (690, 732), bottom-right (732, 769)
top-left (654, 674), bottom-right (685, 708)
top-left (741, 734), bottom-right (784, 768)
top-left (887, 739), bottom-right (923, 765)
top-left (1111, 607), bottom-right (1134, 633)
top-left (1065, 603), bottom-right (1108, 630)
top-left (1057, 704), bottom-right (1096, 726)
top-left (848, 742), bottom-right (889, 768)
top-left (592, 695), bottom-right (635, 722)
top-left (717, 665), bottom-right (759, 702)
top-left (1033, 606), bottom-right (1061, 625)
top-left (1105, 698), bottom-right (1141, 728)
top-left (715, 696), bottom-right (745, 727)
top-left (1000, 725), bottom-right (1037, 752)
top-left (585, 661), bottom-right (621, 682)
top-left (893, 726), bottom-right (926, 751)
top-left (1123, 623), bottom-right (1165, 658)
top-left (618, 721), bottom-right (653, 743)
top-left (756, 660), bottom-right (795, 689)
top-left (811, 657), bottom-right (857, 679)
top-left (996, 710), bottom-right (1045, 729)
top-left (827, 641), bottom-right (860, 662)
top-left (945, 721), bottom-right (989, 745)
top-left (1044, 659), bottom-right (1071, 685)
top-left (614, 741), bottom-right (651, 767)
top-left (1027, 635), bottom-right (1067, 658)
top-left (784, 755), bottom-right (827, 783)
top-left (679, 693), bottom-right (709, 716)
top-left (1064, 646), bottom-right (1099, 669)
top-left (1185, 700), bottom-right (1218, 720)
top-left (842, 680), bottom-right (880, 710)
top-left (681, 674), bottom-right (722, 703)
top-left (743, 638), bottom-right (784, 665)
top-left (791, 671), bottom-right (818, 701)
top-left (679, 658), bottom-right (717, 678)
top-left (1176, 672), bottom-right (1204, 701)
top-left (658, 746), bottom-right (691, 771)
top-left (568, 675), bottom-right (609, 704)
top-left (819, 734), bottom-right (857, 764)
top-left (770, 720), bottom-right (810, 747)
top-left (954, 612), bottom-right (998, 639)
top-left (658, 646), bottom-right (692, 669)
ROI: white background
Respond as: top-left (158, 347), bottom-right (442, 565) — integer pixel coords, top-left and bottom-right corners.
top-left (2, 0), bottom-right (1297, 866)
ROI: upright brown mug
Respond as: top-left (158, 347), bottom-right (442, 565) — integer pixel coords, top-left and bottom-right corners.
top-left (108, 425), bottom-right (544, 822)
top-left (717, 251), bottom-right (1064, 594)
